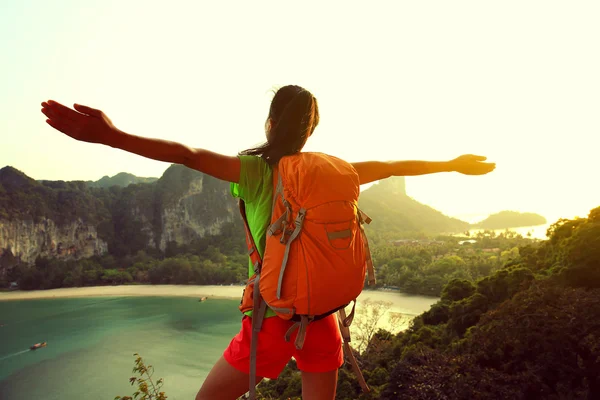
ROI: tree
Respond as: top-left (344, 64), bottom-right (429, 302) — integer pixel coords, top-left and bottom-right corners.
top-left (448, 292), bottom-right (489, 336)
top-left (441, 278), bottom-right (476, 302)
top-left (353, 298), bottom-right (406, 354)
top-left (421, 301), bottom-right (450, 326)
top-left (381, 347), bottom-right (524, 400)
top-left (115, 353), bottom-right (167, 400)
top-left (466, 282), bottom-right (600, 398)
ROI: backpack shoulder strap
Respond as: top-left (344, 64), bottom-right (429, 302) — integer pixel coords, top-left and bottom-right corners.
top-left (248, 290), bottom-right (267, 400)
top-left (239, 199), bottom-right (268, 400)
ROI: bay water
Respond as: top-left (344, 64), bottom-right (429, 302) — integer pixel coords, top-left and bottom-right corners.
top-left (0, 289), bottom-right (437, 399)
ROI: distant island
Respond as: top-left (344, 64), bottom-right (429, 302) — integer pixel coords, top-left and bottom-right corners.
top-left (474, 211), bottom-right (547, 230)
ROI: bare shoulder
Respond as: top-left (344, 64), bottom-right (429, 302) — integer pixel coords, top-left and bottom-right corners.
top-left (185, 149), bottom-right (241, 183)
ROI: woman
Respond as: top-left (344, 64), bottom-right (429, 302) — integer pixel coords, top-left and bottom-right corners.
top-left (41, 85), bottom-right (494, 400)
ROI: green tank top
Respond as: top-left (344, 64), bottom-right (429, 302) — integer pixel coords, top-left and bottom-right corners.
top-left (230, 155), bottom-right (276, 318)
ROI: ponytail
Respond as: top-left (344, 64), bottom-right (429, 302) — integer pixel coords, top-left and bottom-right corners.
top-left (240, 86), bottom-right (319, 166)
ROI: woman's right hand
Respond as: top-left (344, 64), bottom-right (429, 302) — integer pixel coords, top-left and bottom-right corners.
top-left (41, 100), bottom-right (121, 145)
top-left (41, 99), bottom-right (241, 183)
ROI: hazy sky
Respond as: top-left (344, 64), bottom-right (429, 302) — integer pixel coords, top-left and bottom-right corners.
top-left (1, 0), bottom-right (598, 221)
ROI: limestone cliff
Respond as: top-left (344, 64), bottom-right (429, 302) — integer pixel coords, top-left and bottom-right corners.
top-left (0, 218), bottom-right (108, 264)
top-left (158, 184), bottom-right (237, 251)
top-left (0, 165), bottom-right (238, 265)
top-left (1, 166), bottom-right (471, 268)
top-left (152, 165), bottom-right (238, 252)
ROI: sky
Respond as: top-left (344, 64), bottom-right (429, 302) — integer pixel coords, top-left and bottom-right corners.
top-left (1, 0), bottom-right (598, 223)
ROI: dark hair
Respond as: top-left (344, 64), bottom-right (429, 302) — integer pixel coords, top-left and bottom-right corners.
top-left (240, 85), bottom-right (320, 165)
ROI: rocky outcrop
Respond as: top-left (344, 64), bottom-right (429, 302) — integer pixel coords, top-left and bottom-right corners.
top-left (158, 175), bottom-right (237, 251)
top-left (123, 164), bottom-right (239, 252)
top-left (0, 164), bottom-right (237, 264)
top-left (0, 164), bottom-right (473, 268)
top-left (0, 164), bottom-right (242, 264)
top-left (0, 218), bottom-right (108, 264)
top-left (358, 177), bottom-right (470, 233)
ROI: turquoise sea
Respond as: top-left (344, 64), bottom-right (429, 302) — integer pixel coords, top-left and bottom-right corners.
top-left (0, 296), bottom-right (242, 400)
top-left (0, 290), bottom-right (437, 400)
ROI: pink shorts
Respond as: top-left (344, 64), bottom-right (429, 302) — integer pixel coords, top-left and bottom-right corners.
top-left (223, 314), bottom-right (344, 379)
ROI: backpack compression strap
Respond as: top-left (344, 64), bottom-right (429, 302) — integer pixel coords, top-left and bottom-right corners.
top-left (337, 306), bottom-right (370, 393)
top-left (266, 173), bottom-right (307, 300)
top-left (238, 200), bottom-right (267, 400)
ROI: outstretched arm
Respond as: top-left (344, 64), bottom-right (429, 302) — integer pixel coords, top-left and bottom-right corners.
top-left (352, 155), bottom-right (495, 185)
top-left (41, 101), bottom-right (240, 183)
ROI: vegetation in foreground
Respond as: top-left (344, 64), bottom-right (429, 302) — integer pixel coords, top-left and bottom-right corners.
top-left (115, 353), bottom-right (167, 400)
top-left (254, 207), bottom-right (600, 399)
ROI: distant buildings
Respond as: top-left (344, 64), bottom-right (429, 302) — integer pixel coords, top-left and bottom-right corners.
top-left (389, 238), bottom-right (500, 256)
top-left (482, 248), bottom-right (501, 253)
top-left (391, 239), bottom-right (445, 247)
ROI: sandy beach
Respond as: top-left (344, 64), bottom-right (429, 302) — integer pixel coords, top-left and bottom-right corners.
top-left (0, 285), bottom-right (438, 325)
top-left (0, 284), bottom-right (437, 309)
top-left (0, 285), bottom-right (438, 327)
top-left (0, 284), bottom-right (245, 301)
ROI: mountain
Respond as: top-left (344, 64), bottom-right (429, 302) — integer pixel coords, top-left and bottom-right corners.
top-left (358, 177), bottom-right (470, 234)
top-left (1, 167), bottom-right (469, 267)
top-left (474, 211), bottom-right (547, 230)
top-left (0, 166), bottom-right (111, 264)
top-left (0, 166), bottom-right (111, 224)
top-left (85, 172), bottom-right (158, 188)
top-left (0, 166), bottom-right (35, 189)
top-left (0, 165), bottom-right (238, 265)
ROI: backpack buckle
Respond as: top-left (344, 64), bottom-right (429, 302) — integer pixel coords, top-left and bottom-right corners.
top-left (295, 209), bottom-right (306, 227)
top-left (281, 228), bottom-right (294, 244)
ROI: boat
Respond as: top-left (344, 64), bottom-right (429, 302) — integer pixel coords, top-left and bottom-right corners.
top-left (30, 342), bottom-right (47, 350)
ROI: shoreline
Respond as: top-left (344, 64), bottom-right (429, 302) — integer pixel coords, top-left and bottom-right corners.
top-left (0, 284), bottom-right (439, 303)
top-left (0, 284), bottom-right (246, 301)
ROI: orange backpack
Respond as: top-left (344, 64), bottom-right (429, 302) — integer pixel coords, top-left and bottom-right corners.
top-left (238, 152), bottom-right (375, 400)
